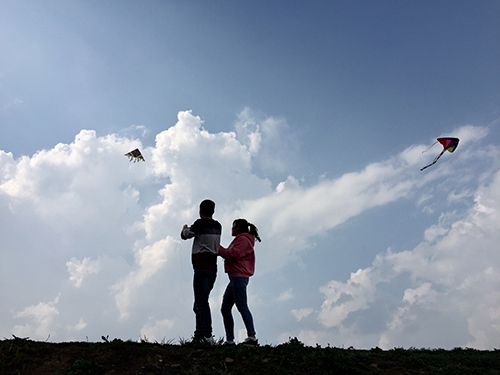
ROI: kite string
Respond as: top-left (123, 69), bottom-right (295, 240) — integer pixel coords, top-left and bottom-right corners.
top-left (175, 240), bottom-right (187, 304)
top-left (422, 140), bottom-right (438, 154)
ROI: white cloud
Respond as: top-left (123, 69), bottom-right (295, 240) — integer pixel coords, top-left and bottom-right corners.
top-left (1, 111), bottom-right (498, 349)
top-left (234, 107), bottom-right (298, 173)
top-left (403, 283), bottom-right (435, 305)
top-left (67, 257), bottom-right (103, 288)
top-left (318, 264), bottom-right (388, 328)
top-left (276, 288), bottom-right (295, 302)
top-left (0, 110), bottom-right (281, 341)
top-left (68, 318), bottom-right (87, 334)
top-left (447, 189), bottom-right (473, 203)
top-left (291, 308), bottom-right (314, 321)
top-left (113, 237), bottom-right (173, 321)
top-left (13, 295), bottom-right (60, 339)
top-left (314, 166), bottom-right (500, 349)
top-left (140, 319), bottom-right (175, 342)
top-left (237, 152), bottom-right (427, 272)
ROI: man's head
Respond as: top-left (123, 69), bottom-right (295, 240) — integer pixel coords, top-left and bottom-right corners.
top-left (199, 199), bottom-right (215, 218)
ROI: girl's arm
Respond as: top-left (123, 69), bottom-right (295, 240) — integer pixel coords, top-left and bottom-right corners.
top-left (219, 236), bottom-right (252, 260)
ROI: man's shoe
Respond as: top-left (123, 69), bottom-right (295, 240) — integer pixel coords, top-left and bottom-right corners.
top-left (223, 340), bottom-right (236, 346)
top-left (193, 335), bottom-right (215, 344)
top-left (200, 336), bottom-right (215, 344)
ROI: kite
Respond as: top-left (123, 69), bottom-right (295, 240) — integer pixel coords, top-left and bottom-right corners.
top-left (420, 137), bottom-right (459, 171)
top-left (125, 148), bottom-right (145, 162)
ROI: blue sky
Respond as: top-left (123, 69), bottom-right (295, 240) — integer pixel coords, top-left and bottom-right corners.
top-left (1, 1), bottom-right (500, 348)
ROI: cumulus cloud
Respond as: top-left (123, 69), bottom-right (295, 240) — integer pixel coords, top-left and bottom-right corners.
top-left (0, 110), bottom-right (280, 341)
top-left (276, 288), bottom-right (295, 302)
top-left (1, 110), bottom-right (498, 350)
top-left (13, 295), bottom-right (61, 339)
top-left (313, 167), bottom-right (500, 349)
top-left (140, 319), bottom-right (175, 342)
top-left (319, 265), bottom-right (387, 328)
top-left (235, 145), bottom-right (434, 272)
top-left (113, 237), bottom-right (173, 321)
top-left (234, 107), bottom-right (299, 173)
top-left (67, 257), bottom-right (103, 288)
top-left (292, 308), bottom-right (314, 321)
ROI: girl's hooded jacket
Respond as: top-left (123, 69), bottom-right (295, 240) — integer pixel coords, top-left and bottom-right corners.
top-left (219, 233), bottom-right (255, 278)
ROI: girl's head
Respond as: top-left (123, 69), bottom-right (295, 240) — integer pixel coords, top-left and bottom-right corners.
top-left (232, 219), bottom-right (261, 242)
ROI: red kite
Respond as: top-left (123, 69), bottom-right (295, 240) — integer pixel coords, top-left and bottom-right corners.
top-left (420, 138), bottom-right (459, 171)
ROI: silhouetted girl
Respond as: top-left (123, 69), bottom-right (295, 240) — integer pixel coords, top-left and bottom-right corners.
top-left (219, 219), bottom-right (261, 345)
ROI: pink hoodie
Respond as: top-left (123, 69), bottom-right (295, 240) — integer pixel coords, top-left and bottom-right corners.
top-left (219, 233), bottom-right (255, 278)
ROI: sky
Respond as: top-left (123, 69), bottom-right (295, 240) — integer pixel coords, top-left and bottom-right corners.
top-left (1, 0), bottom-right (500, 349)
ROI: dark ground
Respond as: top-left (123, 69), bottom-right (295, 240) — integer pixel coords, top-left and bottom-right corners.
top-left (1, 336), bottom-right (499, 375)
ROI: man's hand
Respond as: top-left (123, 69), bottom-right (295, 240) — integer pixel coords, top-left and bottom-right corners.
top-left (180, 224), bottom-right (190, 240)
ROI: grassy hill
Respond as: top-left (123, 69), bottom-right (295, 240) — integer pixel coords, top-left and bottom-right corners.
top-left (1, 336), bottom-right (499, 375)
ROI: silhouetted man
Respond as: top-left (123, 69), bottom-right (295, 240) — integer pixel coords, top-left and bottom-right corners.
top-left (181, 199), bottom-right (221, 341)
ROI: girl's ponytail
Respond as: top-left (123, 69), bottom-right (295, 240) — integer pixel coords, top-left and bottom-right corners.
top-left (248, 223), bottom-right (261, 242)
top-left (234, 219), bottom-right (261, 242)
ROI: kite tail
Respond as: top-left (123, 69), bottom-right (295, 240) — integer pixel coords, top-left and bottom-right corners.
top-left (420, 149), bottom-right (446, 171)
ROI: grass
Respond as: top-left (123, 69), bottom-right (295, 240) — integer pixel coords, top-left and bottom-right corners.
top-left (1, 335), bottom-right (499, 374)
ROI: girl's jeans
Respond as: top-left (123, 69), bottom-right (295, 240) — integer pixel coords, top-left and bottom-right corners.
top-left (221, 276), bottom-right (255, 341)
